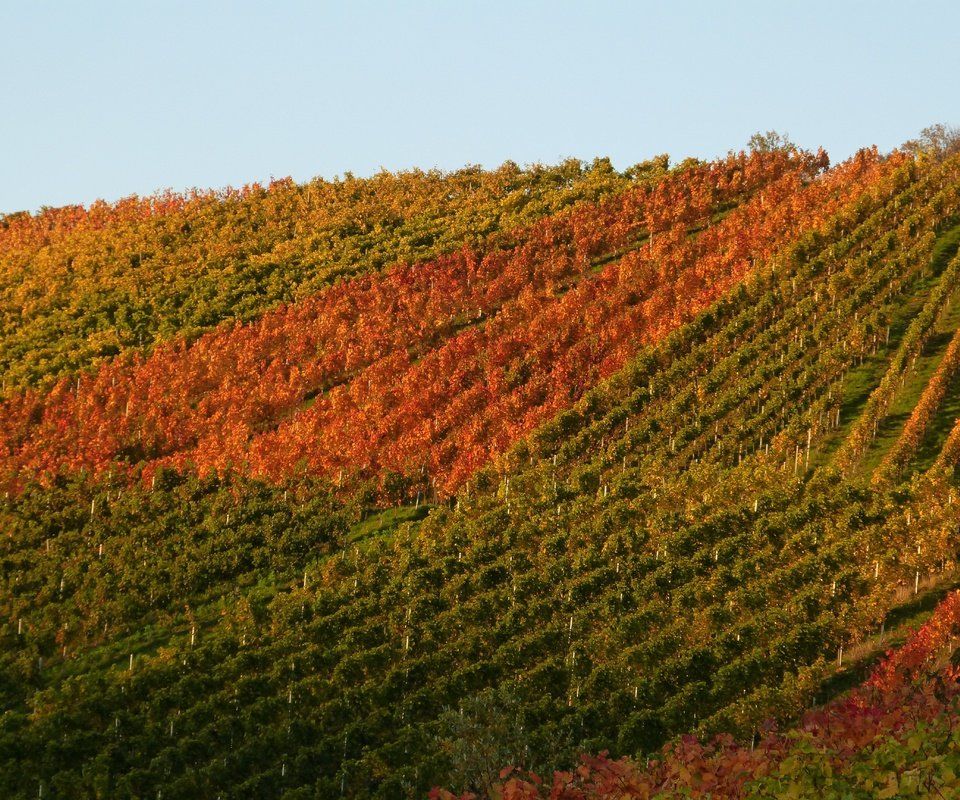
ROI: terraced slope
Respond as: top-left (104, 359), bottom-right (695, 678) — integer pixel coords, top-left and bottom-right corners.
top-left (4, 147), bottom-right (960, 798)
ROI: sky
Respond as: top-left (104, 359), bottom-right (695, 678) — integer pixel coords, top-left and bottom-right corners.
top-left (1, 0), bottom-right (958, 215)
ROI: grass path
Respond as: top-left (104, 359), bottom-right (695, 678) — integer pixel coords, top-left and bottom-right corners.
top-left (812, 570), bottom-right (960, 706)
top-left (811, 222), bottom-right (960, 474)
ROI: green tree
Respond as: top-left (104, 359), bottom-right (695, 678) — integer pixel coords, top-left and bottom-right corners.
top-left (748, 129), bottom-right (795, 153)
top-left (903, 123), bottom-right (960, 160)
top-left (436, 685), bottom-right (528, 798)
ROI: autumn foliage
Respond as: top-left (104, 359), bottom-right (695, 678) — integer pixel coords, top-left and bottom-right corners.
top-left (0, 148), bottom-right (902, 497)
top-left (0, 159), bottom-right (650, 389)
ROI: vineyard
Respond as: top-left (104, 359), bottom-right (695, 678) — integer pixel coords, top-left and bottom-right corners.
top-left (4, 141), bottom-right (960, 798)
top-left (436, 588), bottom-right (960, 798)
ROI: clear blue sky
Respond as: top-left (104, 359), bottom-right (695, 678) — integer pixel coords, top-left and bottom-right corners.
top-left (1, 0), bottom-right (957, 215)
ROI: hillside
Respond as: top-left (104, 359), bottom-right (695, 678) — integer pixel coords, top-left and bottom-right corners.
top-left (3, 144), bottom-right (960, 798)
